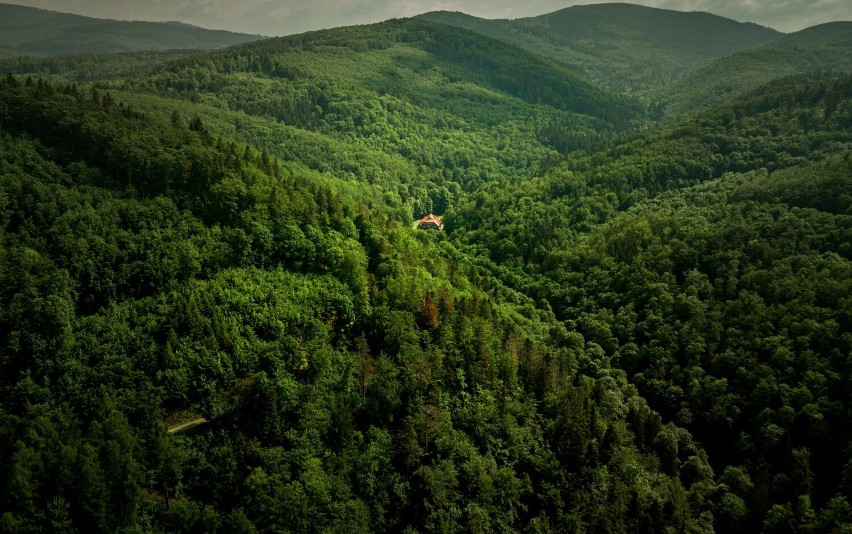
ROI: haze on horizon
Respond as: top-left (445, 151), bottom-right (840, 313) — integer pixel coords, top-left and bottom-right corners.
top-left (5, 0), bottom-right (850, 37)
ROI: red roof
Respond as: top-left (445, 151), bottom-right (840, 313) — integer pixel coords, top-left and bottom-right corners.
top-left (418, 213), bottom-right (443, 229)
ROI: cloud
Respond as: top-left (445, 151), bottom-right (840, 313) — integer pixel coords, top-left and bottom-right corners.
top-left (7, 0), bottom-right (850, 35)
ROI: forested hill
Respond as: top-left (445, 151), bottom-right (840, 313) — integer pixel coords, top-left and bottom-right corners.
top-left (65, 17), bottom-right (638, 218)
top-left (419, 4), bottom-right (782, 96)
top-left (1, 5), bottom-right (851, 532)
top-left (773, 21), bottom-right (852, 47)
top-left (449, 73), bottom-right (852, 268)
top-left (0, 74), bottom-right (725, 532)
top-left (658, 21), bottom-right (852, 119)
top-left (0, 3), bottom-right (262, 55)
top-left (217, 18), bottom-right (638, 125)
top-left (446, 73), bottom-right (852, 531)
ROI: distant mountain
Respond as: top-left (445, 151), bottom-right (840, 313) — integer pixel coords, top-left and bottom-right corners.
top-left (104, 17), bottom-right (640, 203)
top-left (775, 20), bottom-right (852, 47)
top-left (658, 21), bottom-right (852, 118)
top-left (167, 16), bottom-right (641, 132)
top-left (0, 3), bottom-right (262, 55)
top-left (419, 3), bottom-right (782, 96)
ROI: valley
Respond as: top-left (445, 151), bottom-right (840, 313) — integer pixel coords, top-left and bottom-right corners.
top-left (0, 3), bottom-right (850, 532)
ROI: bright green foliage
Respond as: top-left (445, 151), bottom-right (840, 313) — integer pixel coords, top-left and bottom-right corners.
top-left (110, 18), bottom-right (636, 205)
top-left (0, 18), bottom-right (643, 221)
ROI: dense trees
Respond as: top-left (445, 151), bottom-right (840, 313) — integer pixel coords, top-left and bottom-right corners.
top-left (445, 74), bottom-right (852, 530)
top-left (0, 76), bottom-right (721, 531)
top-left (657, 22), bottom-right (852, 119)
top-left (544, 159), bottom-right (852, 530)
top-left (2, 18), bottom-right (642, 223)
top-left (0, 16), bottom-right (849, 532)
top-left (449, 73), bottom-right (852, 268)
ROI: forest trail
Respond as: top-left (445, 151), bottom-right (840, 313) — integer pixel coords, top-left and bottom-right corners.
top-left (167, 418), bottom-right (208, 434)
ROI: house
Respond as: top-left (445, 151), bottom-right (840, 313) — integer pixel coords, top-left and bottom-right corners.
top-left (417, 213), bottom-right (444, 230)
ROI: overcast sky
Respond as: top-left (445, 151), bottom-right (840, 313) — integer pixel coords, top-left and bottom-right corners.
top-left (9, 0), bottom-right (851, 35)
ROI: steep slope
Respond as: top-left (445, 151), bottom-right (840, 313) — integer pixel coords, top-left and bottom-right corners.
top-left (420, 4), bottom-right (782, 96)
top-left (659, 21), bottom-right (852, 118)
top-left (0, 3), bottom-right (262, 54)
top-left (216, 18), bottom-right (638, 125)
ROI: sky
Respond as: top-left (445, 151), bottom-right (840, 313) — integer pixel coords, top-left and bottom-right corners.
top-left (8, 0), bottom-right (851, 35)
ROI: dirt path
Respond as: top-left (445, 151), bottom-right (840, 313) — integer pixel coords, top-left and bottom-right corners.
top-left (167, 417), bottom-right (208, 434)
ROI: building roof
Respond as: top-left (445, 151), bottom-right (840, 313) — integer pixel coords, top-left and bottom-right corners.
top-left (418, 213), bottom-right (443, 229)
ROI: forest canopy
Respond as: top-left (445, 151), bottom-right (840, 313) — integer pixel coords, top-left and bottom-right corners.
top-left (1, 7), bottom-right (851, 533)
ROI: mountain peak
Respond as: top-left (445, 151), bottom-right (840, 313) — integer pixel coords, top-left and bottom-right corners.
top-left (420, 4), bottom-right (782, 95)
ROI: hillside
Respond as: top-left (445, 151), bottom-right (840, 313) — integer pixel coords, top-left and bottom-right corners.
top-left (545, 155), bottom-right (852, 533)
top-left (446, 73), bottom-right (852, 530)
top-left (449, 73), bottom-right (852, 266)
top-left (0, 7), bottom-right (851, 533)
top-left (0, 17), bottom-right (642, 224)
top-left (659, 21), bottom-right (852, 118)
top-left (419, 4), bottom-right (782, 96)
top-left (0, 3), bottom-right (262, 54)
top-left (0, 72), bottom-right (725, 533)
top-left (77, 18), bottom-right (639, 218)
top-left (0, 49), bottom-right (211, 81)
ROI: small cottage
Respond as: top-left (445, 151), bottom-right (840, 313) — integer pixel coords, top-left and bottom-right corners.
top-left (417, 213), bottom-right (444, 230)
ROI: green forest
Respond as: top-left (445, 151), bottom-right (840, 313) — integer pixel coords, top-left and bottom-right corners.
top-left (0, 4), bottom-right (850, 533)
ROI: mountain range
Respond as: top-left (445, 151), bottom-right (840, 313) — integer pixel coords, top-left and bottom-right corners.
top-left (419, 4), bottom-right (783, 96)
top-left (657, 21), bottom-right (852, 117)
top-left (0, 3), bottom-right (850, 532)
top-left (4, 1), bottom-right (850, 122)
top-left (419, 4), bottom-right (852, 118)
